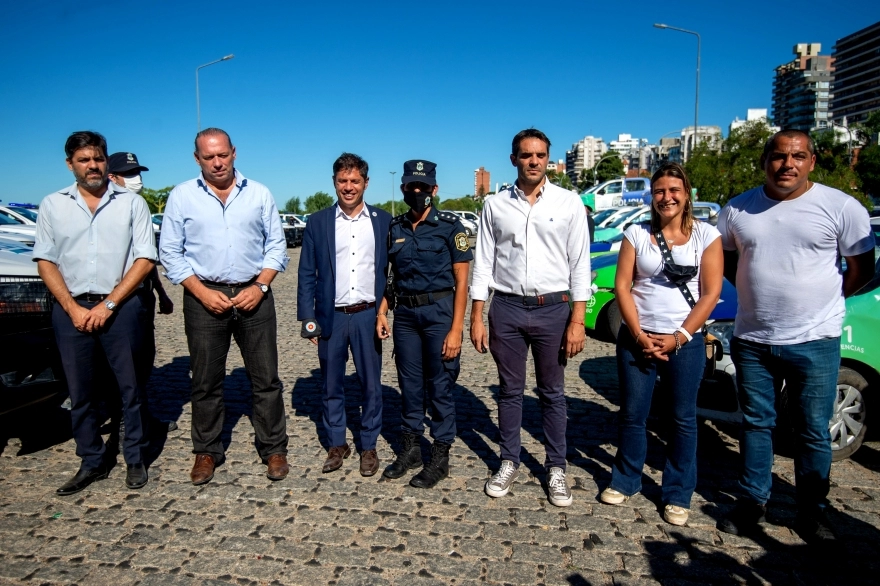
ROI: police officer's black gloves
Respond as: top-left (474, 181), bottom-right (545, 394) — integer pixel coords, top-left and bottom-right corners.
top-left (301, 320), bottom-right (322, 339)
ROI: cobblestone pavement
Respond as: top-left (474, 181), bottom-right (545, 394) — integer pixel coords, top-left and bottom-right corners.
top-left (2, 247), bottom-right (880, 585)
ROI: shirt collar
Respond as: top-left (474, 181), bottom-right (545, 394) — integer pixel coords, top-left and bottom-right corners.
top-left (335, 203), bottom-right (370, 220)
top-left (61, 181), bottom-right (123, 210)
top-left (196, 168), bottom-right (247, 194)
top-left (512, 179), bottom-right (547, 201)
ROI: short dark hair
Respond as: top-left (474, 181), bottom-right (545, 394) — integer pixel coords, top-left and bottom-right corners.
top-left (333, 152), bottom-right (369, 180)
top-left (762, 129), bottom-right (815, 158)
top-left (512, 128), bottom-right (551, 156)
top-left (649, 162), bottom-right (695, 237)
top-left (194, 127), bottom-right (233, 154)
top-left (65, 131), bottom-right (107, 160)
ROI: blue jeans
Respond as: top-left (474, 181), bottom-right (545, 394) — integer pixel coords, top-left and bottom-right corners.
top-left (610, 328), bottom-right (705, 508)
top-left (731, 336), bottom-right (839, 510)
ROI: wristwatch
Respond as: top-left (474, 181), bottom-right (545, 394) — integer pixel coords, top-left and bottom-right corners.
top-left (104, 299), bottom-right (117, 312)
top-left (255, 282), bottom-right (269, 295)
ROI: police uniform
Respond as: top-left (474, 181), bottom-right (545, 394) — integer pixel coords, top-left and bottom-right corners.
top-left (388, 206), bottom-right (472, 444)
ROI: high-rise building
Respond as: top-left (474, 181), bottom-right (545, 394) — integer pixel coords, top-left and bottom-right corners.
top-left (669, 126), bottom-right (722, 163)
top-left (609, 134), bottom-right (647, 155)
top-left (831, 21), bottom-right (880, 125)
top-left (474, 167), bottom-right (490, 197)
top-left (565, 136), bottom-right (608, 185)
top-left (772, 43), bottom-right (835, 131)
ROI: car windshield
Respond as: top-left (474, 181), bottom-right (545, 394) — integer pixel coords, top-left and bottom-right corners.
top-left (607, 211), bottom-right (641, 228)
top-left (0, 213), bottom-right (22, 225)
top-left (593, 209), bottom-right (616, 223)
top-left (11, 208), bottom-right (38, 222)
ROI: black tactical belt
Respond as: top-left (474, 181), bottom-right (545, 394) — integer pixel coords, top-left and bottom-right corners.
top-left (494, 290), bottom-right (571, 306)
top-left (335, 301), bottom-right (377, 314)
top-left (396, 289), bottom-right (453, 308)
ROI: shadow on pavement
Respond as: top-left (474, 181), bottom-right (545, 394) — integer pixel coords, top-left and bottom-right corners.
top-left (291, 366), bottom-right (402, 453)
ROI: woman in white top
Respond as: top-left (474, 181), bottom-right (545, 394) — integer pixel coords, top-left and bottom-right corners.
top-left (599, 163), bottom-right (723, 526)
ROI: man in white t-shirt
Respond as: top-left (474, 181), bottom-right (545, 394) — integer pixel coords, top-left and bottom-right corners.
top-left (716, 129), bottom-right (874, 543)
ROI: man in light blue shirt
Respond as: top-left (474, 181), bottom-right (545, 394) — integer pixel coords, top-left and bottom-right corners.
top-left (160, 128), bottom-right (290, 485)
top-left (34, 131), bottom-right (157, 495)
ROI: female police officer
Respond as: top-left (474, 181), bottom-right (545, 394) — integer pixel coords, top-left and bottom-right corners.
top-left (376, 160), bottom-right (472, 488)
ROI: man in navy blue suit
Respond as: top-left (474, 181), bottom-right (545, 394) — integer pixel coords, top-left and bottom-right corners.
top-left (297, 153), bottom-right (392, 477)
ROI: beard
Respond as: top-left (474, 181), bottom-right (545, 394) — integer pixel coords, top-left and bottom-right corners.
top-left (74, 167), bottom-right (107, 190)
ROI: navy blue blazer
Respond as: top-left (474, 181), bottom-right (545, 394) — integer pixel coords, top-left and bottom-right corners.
top-left (296, 204), bottom-right (392, 337)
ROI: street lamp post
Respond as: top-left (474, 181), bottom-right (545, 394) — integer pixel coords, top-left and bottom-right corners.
top-left (654, 24), bottom-right (700, 161)
top-left (196, 54), bottom-right (235, 131)
top-left (591, 153), bottom-right (623, 186)
top-left (390, 171), bottom-right (397, 216)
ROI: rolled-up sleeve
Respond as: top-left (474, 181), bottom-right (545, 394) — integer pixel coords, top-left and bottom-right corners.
top-left (32, 196), bottom-right (58, 264)
top-left (469, 203), bottom-right (495, 301)
top-left (131, 196), bottom-right (158, 262)
top-left (566, 198), bottom-right (592, 301)
top-left (260, 189), bottom-right (290, 273)
top-left (158, 187), bottom-right (194, 285)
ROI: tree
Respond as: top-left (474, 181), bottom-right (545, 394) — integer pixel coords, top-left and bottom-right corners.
top-left (141, 186), bottom-right (173, 213)
top-left (811, 129), bottom-right (867, 207)
top-left (304, 191), bottom-right (334, 213)
top-left (855, 145), bottom-right (880, 200)
top-left (594, 156), bottom-right (625, 185)
top-left (284, 196), bottom-right (302, 214)
top-left (439, 197), bottom-right (478, 212)
top-left (546, 170), bottom-right (574, 191)
top-left (577, 169), bottom-right (595, 192)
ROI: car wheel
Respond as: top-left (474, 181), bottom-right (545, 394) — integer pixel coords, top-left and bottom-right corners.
top-left (465, 227), bottom-right (474, 238)
top-left (605, 299), bottom-right (621, 341)
top-left (776, 366), bottom-right (869, 461)
top-left (829, 367), bottom-right (868, 461)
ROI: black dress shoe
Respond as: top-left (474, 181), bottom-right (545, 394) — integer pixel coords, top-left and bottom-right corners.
top-left (125, 463), bottom-right (149, 489)
top-left (717, 499), bottom-right (767, 536)
top-left (56, 466), bottom-right (110, 496)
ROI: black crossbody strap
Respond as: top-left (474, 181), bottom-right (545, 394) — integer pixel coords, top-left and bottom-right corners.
top-left (654, 231), bottom-right (697, 309)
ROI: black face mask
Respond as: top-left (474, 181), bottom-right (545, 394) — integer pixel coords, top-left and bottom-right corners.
top-left (404, 191), bottom-right (433, 213)
top-left (662, 262), bottom-right (698, 286)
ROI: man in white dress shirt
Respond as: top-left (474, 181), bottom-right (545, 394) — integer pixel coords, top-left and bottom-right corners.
top-left (470, 129), bottom-right (592, 507)
top-left (297, 153), bottom-right (392, 476)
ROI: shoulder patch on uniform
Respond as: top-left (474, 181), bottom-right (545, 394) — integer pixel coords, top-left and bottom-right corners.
top-left (439, 212), bottom-right (458, 223)
top-left (454, 233), bottom-right (469, 252)
top-left (390, 214), bottom-right (406, 226)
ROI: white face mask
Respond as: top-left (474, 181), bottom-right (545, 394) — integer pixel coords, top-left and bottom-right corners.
top-left (123, 174), bottom-right (143, 195)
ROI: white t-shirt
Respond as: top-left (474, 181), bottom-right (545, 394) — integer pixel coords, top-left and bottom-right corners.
top-left (717, 183), bottom-right (873, 344)
top-left (622, 221), bottom-right (721, 333)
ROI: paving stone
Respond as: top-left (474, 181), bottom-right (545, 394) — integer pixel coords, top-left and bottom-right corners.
top-left (0, 559), bottom-right (41, 580)
top-left (483, 560), bottom-right (538, 585)
top-left (314, 544), bottom-right (371, 566)
top-left (29, 563), bottom-right (92, 585)
top-left (80, 565), bottom-right (142, 586)
top-left (130, 548), bottom-right (192, 569)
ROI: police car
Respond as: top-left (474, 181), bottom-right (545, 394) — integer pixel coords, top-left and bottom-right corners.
top-left (0, 237), bottom-right (66, 416)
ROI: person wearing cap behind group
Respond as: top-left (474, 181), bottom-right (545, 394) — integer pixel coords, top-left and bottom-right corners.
top-left (376, 160), bottom-right (472, 488)
top-left (297, 153), bottom-right (392, 477)
top-left (108, 153), bottom-right (175, 420)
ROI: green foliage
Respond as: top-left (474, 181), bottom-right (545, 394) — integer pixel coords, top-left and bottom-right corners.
top-left (577, 169), bottom-right (594, 192)
top-left (855, 111), bottom-right (880, 145)
top-left (141, 186), bottom-right (173, 213)
top-left (685, 119), bottom-right (773, 205)
top-left (439, 197), bottom-right (479, 212)
top-left (855, 145), bottom-right (880, 199)
top-left (372, 201), bottom-right (396, 215)
top-left (284, 196), bottom-right (302, 214)
top-left (810, 130), bottom-right (869, 208)
top-left (304, 191), bottom-right (334, 213)
top-left (594, 156), bottom-right (624, 185)
top-left (546, 170), bottom-right (574, 191)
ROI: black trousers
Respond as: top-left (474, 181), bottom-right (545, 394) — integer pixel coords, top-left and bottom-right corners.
top-left (183, 284), bottom-right (288, 462)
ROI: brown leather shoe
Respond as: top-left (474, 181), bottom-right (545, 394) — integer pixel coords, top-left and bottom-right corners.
top-left (190, 454), bottom-right (215, 485)
top-left (322, 443), bottom-right (351, 473)
top-left (360, 449), bottom-right (379, 477)
top-left (266, 454), bottom-right (289, 481)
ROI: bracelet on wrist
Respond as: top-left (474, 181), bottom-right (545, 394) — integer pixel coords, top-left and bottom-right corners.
top-left (676, 326), bottom-right (693, 343)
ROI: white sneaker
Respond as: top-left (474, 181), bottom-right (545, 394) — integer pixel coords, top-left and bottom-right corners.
top-left (485, 460), bottom-right (519, 498)
top-left (547, 467), bottom-right (573, 507)
top-left (599, 487), bottom-right (630, 505)
top-left (663, 504), bottom-right (689, 526)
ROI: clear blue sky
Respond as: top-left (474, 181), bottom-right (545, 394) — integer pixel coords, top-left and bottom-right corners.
top-left (2, 1), bottom-right (877, 208)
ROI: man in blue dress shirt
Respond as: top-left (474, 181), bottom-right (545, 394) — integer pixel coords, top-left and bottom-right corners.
top-left (34, 131), bottom-right (157, 495)
top-left (160, 128), bottom-right (290, 485)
